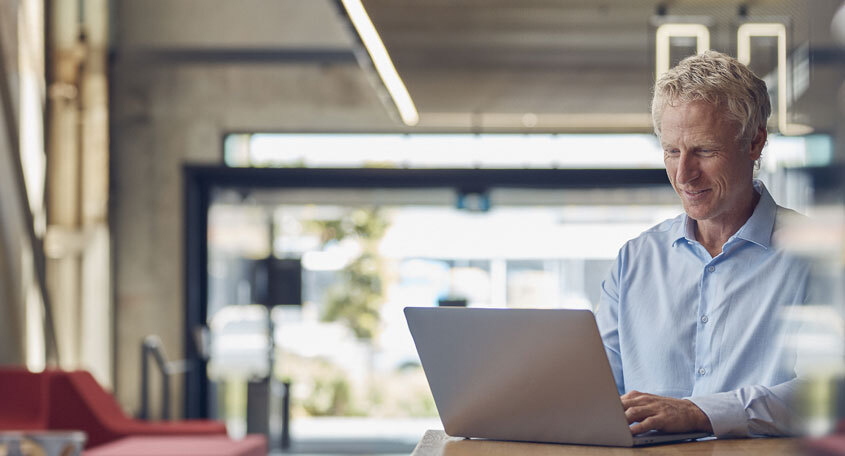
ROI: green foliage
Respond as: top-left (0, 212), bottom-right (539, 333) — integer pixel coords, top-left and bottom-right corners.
top-left (309, 208), bottom-right (388, 245)
top-left (301, 374), bottom-right (363, 417)
top-left (309, 208), bottom-right (388, 340)
top-left (322, 253), bottom-right (382, 339)
top-left (279, 350), bottom-right (438, 418)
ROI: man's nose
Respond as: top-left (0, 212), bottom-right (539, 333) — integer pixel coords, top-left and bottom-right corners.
top-left (675, 151), bottom-right (700, 184)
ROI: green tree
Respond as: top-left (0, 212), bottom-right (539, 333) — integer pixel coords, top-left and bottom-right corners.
top-left (310, 208), bottom-right (388, 340)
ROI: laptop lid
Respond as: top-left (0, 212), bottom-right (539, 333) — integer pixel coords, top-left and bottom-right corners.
top-left (405, 307), bottom-right (638, 447)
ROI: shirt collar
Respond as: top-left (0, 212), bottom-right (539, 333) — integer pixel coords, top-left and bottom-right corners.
top-left (734, 180), bottom-right (777, 248)
top-left (670, 180), bottom-right (777, 249)
top-left (669, 214), bottom-right (690, 247)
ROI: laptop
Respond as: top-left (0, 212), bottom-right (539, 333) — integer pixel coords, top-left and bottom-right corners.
top-left (404, 307), bottom-right (710, 447)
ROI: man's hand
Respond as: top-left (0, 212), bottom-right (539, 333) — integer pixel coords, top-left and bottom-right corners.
top-left (621, 390), bottom-right (714, 435)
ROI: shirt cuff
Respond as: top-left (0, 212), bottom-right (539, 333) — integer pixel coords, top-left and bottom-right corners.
top-left (688, 391), bottom-right (749, 438)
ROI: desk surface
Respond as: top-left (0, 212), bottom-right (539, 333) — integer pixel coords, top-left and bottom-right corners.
top-left (411, 430), bottom-right (801, 456)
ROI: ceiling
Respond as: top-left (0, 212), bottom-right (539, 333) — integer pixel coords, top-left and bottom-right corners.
top-left (113, 0), bottom-right (844, 134)
top-left (359, 0), bottom-right (844, 132)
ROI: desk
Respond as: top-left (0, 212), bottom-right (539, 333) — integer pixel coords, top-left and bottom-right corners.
top-left (411, 430), bottom-right (801, 456)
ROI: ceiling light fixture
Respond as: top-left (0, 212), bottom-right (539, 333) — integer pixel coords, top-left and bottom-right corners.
top-left (655, 23), bottom-right (710, 79)
top-left (341, 0), bottom-right (419, 126)
top-left (737, 23), bottom-right (813, 136)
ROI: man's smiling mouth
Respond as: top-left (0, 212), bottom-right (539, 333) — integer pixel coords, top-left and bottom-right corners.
top-left (682, 189), bottom-right (711, 200)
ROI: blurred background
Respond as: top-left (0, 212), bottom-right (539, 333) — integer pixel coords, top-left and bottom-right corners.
top-left (0, 0), bottom-right (843, 454)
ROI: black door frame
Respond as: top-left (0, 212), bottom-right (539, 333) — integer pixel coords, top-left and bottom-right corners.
top-left (182, 165), bottom-right (674, 418)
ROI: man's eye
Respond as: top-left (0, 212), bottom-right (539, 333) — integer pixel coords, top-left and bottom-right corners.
top-left (664, 149), bottom-right (679, 155)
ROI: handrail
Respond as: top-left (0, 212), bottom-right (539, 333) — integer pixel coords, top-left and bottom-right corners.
top-left (139, 335), bottom-right (188, 420)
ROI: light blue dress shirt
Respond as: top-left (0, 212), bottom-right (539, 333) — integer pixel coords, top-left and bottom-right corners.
top-left (596, 181), bottom-right (810, 437)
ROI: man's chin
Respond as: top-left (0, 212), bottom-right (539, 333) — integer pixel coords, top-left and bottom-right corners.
top-left (682, 205), bottom-right (712, 221)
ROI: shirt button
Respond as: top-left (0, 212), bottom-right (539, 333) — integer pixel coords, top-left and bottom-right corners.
top-left (707, 266), bottom-right (715, 272)
top-left (701, 315), bottom-right (709, 323)
top-left (698, 368), bottom-right (706, 375)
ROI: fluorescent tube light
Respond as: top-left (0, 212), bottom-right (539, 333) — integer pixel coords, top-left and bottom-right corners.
top-left (341, 0), bottom-right (419, 126)
top-left (655, 23), bottom-right (710, 79)
top-left (738, 23), bottom-right (813, 136)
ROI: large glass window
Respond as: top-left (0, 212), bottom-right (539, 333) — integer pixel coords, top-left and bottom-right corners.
top-left (203, 132), bottom-right (836, 450)
top-left (205, 184), bottom-right (682, 449)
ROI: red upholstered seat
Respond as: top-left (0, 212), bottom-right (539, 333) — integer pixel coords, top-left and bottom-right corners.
top-left (47, 370), bottom-right (227, 448)
top-left (0, 367), bottom-right (49, 431)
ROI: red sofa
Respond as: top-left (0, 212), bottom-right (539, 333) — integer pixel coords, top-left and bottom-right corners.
top-left (0, 368), bottom-right (50, 430)
top-left (0, 368), bottom-right (228, 448)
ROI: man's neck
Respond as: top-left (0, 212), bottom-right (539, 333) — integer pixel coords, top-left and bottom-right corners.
top-left (694, 188), bottom-right (760, 258)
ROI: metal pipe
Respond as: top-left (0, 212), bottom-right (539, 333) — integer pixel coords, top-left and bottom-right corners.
top-left (161, 358), bottom-right (170, 421)
top-left (78, 0), bottom-right (111, 384)
top-left (281, 381), bottom-right (291, 449)
top-left (46, 0), bottom-right (82, 369)
top-left (139, 341), bottom-right (149, 420)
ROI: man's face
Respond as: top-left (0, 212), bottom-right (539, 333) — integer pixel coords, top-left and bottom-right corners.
top-left (660, 100), bottom-right (762, 224)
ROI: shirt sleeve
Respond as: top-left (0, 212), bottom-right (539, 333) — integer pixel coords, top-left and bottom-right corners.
top-left (596, 249), bottom-right (624, 395)
top-left (687, 378), bottom-right (802, 437)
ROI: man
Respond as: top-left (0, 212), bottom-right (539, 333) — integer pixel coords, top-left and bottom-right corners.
top-left (596, 50), bottom-right (809, 438)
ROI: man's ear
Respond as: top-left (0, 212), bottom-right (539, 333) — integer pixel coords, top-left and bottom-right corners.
top-left (749, 127), bottom-right (767, 161)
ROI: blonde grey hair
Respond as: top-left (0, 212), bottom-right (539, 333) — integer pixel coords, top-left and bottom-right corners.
top-left (651, 50), bottom-right (771, 147)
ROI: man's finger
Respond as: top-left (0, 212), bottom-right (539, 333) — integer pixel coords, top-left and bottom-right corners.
top-left (630, 416), bottom-right (660, 436)
top-left (624, 405), bottom-right (652, 424)
top-left (620, 390), bottom-right (643, 401)
top-left (620, 393), bottom-right (651, 409)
